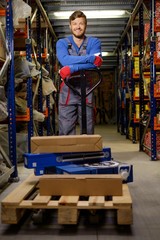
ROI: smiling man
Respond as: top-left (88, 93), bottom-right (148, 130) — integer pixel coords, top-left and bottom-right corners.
top-left (56, 10), bottom-right (103, 135)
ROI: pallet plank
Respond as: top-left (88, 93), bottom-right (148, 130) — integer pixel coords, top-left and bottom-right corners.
top-left (113, 184), bottom-right (132, 206)
top-left (58, 196), bottom-right (79, 206)
top-left (32, 194), bottom-right (51, 205)
top-left (2, 174), bottom-right (39, 206)
top-left (1, 207), bottom-right (25, 224)
top-left (89, 196), bottom-right (105, 206)
top-left (58, 208), bottom-right (79, 224)
top-left (117, 208), bottom-right (133, 225)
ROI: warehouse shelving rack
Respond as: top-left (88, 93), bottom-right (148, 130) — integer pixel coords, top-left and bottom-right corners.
top-left (117, 38), bottom-right (130, 137)
top-left (35, 9), bottom-right (56, 137)
top-left (129, 51), bottom-right (139, 143)
top-left (44, 27), bottom-right (51, 136)
top-left (5, 0), bottom-right (18, 180)
top-left (117, 24), bottom-right (141, 142)
top-left (1, 0), bottom-right (57, 181)
top-left (25, 15), bottom-right (33, 153)
top-left (123, 0), bottom-right (160, 160)
top-left (117, 51), bottom-right (125, 135)
top-left (139, 4), bottom-right (145, 150)
top-left (148, 0), bottom-right (159, 160)
top-left (0, 1), bottom-right (17, 185)
top-left (138, 3), bottom-right (151, 154)
top-left (117, 1), bottom-right (151, 146)
top-left (36, 9), bottom-right (43, 136)
top-left (138, 0), bottom-right (160, 160)
top-left (123, 38), bottom-right (130, 138)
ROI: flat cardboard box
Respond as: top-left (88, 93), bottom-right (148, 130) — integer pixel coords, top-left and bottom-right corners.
top-left (39, 174), bottom-right (122, 196)
top-left (31, 134), bottom-right (103, 153)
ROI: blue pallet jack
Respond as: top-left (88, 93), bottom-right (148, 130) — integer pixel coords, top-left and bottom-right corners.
top-left (24, 69), bottom-right (133, 183)
top-left (24, 147), bottom-right (133, 182)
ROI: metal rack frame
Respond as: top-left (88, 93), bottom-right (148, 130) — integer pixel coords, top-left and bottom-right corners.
top-left (1, 0), bottom-right (57, 181)
top-left (6, 0), bottom-right (18, 180)
top-left (150, 0), bottom-right (157, 160)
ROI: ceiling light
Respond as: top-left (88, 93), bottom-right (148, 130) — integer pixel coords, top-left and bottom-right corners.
top-left (50, 10), bottom-right (128, 19)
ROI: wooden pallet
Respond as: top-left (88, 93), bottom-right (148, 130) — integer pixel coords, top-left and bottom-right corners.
top-left (1, 174), bottom-right (133, 225)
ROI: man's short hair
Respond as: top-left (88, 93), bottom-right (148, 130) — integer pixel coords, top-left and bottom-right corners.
top-left (69, 10), bottom-right (87, 25)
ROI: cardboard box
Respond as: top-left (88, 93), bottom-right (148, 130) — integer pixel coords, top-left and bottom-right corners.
top-left (39, 174), bottom-right (122, 196)
top-left (31, 134), bottom-right (103, 153)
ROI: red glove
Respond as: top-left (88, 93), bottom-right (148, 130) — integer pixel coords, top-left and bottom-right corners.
top-left (59, 66), bottom-right (71, 80)
top-left (94, 56), bottom-right (103, 67)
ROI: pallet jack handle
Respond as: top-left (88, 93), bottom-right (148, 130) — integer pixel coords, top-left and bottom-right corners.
top-left (64, 68), bottom-right (103, 134)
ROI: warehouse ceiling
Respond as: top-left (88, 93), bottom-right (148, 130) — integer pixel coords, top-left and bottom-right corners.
top-left (38, 0), bottom-right (146, 70)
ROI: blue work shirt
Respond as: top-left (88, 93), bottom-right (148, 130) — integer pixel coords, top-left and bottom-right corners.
top-left (56, 35), bottom-right (102, 74)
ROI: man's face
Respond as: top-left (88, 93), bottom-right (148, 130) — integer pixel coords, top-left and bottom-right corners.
top-left (69, 17), bottom-right (86, 39)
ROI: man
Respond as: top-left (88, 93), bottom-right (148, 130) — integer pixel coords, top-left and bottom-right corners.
top-left (56, 10), bottom-right (102, 135)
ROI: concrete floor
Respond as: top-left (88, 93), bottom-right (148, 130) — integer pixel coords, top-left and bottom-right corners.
top-left (0, 124), bottom-right (160, 240)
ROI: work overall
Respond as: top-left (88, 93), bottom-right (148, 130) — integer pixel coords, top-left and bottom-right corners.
top-left (58, 37), bottom-right (94, 135)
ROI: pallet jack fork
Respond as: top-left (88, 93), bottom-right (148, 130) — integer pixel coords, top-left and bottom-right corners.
top-left (24, 147), bottom-right (111, 175)
top-left (24, 146), bottom-right (133, 183)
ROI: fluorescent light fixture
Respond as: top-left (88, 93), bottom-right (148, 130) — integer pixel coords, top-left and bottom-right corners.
top-left (50, 10), bottom-right (127, 19)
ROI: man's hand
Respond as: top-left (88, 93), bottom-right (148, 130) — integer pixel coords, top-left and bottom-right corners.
top-left (94, 56), bottom-right (103, 67)
top-left (59, 66), bottom-right (71, 80)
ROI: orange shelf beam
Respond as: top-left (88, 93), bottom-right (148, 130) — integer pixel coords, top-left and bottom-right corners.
top-left (154, 117), bottom-right (160, 130)
top-left (0, 9), bottom-right (6, 16)
top-left (16, 108), bottom-right (30, 122)
top-left (43, 107), bottom-right (49, 117)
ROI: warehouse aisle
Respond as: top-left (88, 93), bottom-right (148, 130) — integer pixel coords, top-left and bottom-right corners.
top-left (0, 124), bottom-right (160, 240)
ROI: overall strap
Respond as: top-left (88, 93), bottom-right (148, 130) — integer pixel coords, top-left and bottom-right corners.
top-left (65, 37), bottom-right (89, 56)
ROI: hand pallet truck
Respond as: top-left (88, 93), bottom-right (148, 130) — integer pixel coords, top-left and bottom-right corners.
top-left (24, 69), bottom-right (133, 183)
